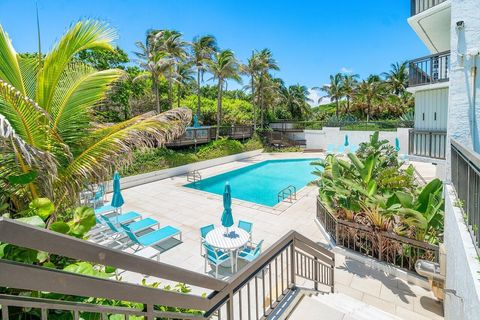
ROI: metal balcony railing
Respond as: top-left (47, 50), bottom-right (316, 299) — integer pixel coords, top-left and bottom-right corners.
top-left (0, 218), bottom-right (334, 319)
top-left (451, 139), bottom-right (480, 254)
top-left (410, 0), bottom-right (448, 16)
top-left (408, 129), bottom-right (447, 159)
top-left (409, 51), bottom-right (450, 87)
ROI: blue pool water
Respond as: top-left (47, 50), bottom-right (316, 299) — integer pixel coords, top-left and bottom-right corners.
top-left (185, 158), bottom-right (319, 207)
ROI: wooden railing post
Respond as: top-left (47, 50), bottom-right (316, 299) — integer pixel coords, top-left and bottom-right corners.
top-left (290, 242), bottom-right (296, 286)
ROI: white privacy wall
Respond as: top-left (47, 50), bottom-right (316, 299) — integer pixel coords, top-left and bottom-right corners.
top-left (444, 185), bottom-right (480, 320)
top-left (304, 127), bottom-right (411, 154)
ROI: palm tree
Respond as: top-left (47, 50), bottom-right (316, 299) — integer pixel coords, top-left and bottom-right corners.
top-left (176, 62), bottom-right (195, 108)
top-left (207, 50), bottom-right (241, 138)
top-left (149, 30), bottom-right (189, 110)
top-left (0, 21), bottom-right (191, 211)
top-left (134, 37), bottom-right (173, 113)
top-left (242, 51), bottom-right (262, 129)
top-left (256, 49), bottom-right (279, 127)
top-left (191, 35), bottom-right (217, 120)
top-left (285, 84), bottom-right (312, 120)
top-left (316, 73), bottom-right (344, 118)
top-left (383, 62), bottom-right (409, 95)
top-left (341, 74), bottom-right (359, 114)
top-left (356, 75), bottom-right (385, 122)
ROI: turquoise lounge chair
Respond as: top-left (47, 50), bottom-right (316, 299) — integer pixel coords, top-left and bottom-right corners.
top-left (326, 144), bottom-right (336, 154)
top-left (203, 243), bottom-right (232, 278)
top-left (238, 240), bottom-right (263, 264)
top-left (122, 224), bottom-right (182, 254)
top-left (337, 145), bottom-right (346, 154)
top-left (103, 217), bottom-right (159, 248)
top-left (90, 211), bottom-right (142, 242)
top-left (238, 220), bottom-right (253, 242)
top-left (200, 224), bottom-right (215, 255)
top-left (94, 204), bottom-right (118, 215)
top-left (103, 211), bottom-right (141, 225)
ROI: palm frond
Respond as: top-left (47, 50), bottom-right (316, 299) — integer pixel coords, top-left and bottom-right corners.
top-left (49, 63), bottom-right (125, 146)
top-left (57, 108), bottom-right (191, 206)
top-left (0, 24), bottom-right (26, 94)
top-left (0, 79), bottom-right (50, 148)
top-left (36, 20), bottom-right (117, 110)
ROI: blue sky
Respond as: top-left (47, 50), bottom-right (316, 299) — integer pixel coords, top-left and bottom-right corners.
top-left (0, 0), bottom-right (428, 97)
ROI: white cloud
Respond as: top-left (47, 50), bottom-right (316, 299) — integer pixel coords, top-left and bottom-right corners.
top-left (308, 88), bottom-right (331, 106)
top-left (340, 67), bottom-right (353, 74)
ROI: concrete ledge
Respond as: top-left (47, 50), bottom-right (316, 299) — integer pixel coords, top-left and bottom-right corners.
top-left (115, 149), bottom-right (263, 191)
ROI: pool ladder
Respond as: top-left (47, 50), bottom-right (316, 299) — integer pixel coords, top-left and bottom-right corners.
top-left (277, 185), bottom-right (297, 203)
top-left (187, 170), bottom-right (202, 182)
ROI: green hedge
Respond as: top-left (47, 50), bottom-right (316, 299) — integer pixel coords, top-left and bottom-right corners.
top-left (121, 136), bottom-right (263, 177)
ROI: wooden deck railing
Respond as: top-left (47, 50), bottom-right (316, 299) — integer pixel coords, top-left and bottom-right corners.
top-left (166, 125), bottom-right (254, 147)
top-left (0, 218), bottom-right (334, 319)
top-left (316, 198), bottom-right (439, 272)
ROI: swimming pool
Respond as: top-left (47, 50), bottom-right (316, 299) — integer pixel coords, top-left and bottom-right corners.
top-left (184, 158), bottom-right (319, 207)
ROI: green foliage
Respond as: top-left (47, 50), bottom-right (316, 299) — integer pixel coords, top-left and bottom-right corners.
top-left (197, 138), bottom-right (244, 159)
top-left (121, 136), bottom-right (264, 176)
top-left (181, 94), bottom-right (253, 125)
top-left (313, 133), bottom-right (444, 244)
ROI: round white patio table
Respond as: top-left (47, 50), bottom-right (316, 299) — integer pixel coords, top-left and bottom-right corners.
top-left (205, 226), bottom-right (249, 269)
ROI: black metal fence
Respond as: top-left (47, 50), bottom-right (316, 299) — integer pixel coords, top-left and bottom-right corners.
top-left (408, 129), bottom-right (447, 159)
top-left (411, 0), bottom-right (448, 16)
top-left (409, 51), bottom-right (450, 87)
top-left (451, 139), bottom-right (480, 253)
top-left (316, 198), bottom-right (440, 272)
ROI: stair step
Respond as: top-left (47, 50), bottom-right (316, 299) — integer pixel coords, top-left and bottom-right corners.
top-left (288, 296), bottom-right (344, 320)
top-left (287, 293), bottom-right (401, 320)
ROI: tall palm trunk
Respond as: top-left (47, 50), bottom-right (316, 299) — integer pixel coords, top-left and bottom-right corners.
top-left (153, 78), bottom-right (160, 113)
top-left (251, 75), bottom-right (256, 130)
top-left (216, 79), bottom-right (223, 139)
top-left (177, 83), bottom-right (181, 108)
top-left (168, 79), bottom-right (173, 109)
top-left (346, 97), bottom-right (350, 114)
top-left (196, 68), bottom-right (201, 119)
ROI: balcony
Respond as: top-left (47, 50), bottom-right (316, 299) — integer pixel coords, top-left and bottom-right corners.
top-left (409, 51), bottom-right (450, 87)
top-left (408, 0), bottom-right (450, 53)
top-left (408, 129), bottom-right (447, 159)
top-left (410, 0), bottom-right (448, 16)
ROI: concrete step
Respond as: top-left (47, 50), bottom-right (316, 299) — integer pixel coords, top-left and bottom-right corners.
top-left (287, 293), bottom-right (401, 320)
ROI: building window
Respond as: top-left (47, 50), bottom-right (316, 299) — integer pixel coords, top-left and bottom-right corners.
top-left (423, 113), bottom-right (425, 121)
top-left (434, 112), bottom-right (437, 121)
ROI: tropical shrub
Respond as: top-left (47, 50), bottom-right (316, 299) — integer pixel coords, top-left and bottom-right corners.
top-left (312, 132), bottom-right (444, 245)
top-left (197, 138), bottom-right (244, 159)
top-left (181, 95), bottom-right (253, 125)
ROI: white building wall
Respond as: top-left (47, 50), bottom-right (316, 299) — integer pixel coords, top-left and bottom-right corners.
top-left (444, 184), bottom-right (480, 320)
top-left (443, 2), bottom-right (480, 318)
top-left (447, 0), bottom-right (480, 177)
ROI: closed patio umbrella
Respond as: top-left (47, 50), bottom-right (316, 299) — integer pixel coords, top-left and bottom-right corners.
top-left (111, 171), bottom-right (124, 209)
top-left (395, 138), bottom-right (400, 152)
top-left (193, 114), bottom-right (200, 128)
top-left (344, 134), bottom-right (349, 147)
top-left (221, 182), bottom-right (234, 235)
